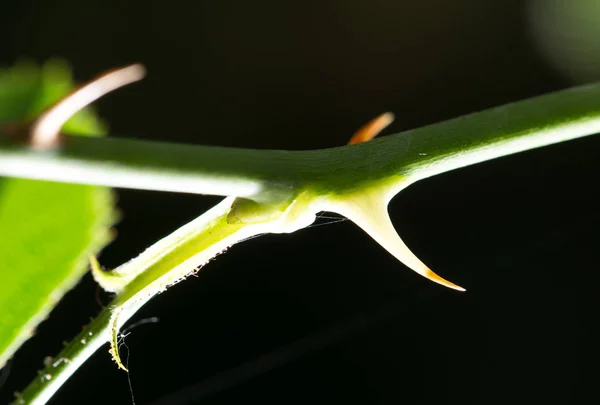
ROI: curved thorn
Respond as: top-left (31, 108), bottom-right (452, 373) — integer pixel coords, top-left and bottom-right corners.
top-left (330, 189), bottom-right (465, 291)
top-left (348, 112), bottom-right (395, 145)
top-left (89, 254), bottom-right (129, 293)
top-left (89, 254), bottom-right (103, 281)
top-left (30, 64), bottom-right (146, 149)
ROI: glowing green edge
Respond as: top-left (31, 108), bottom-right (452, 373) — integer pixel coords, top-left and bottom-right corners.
top-left (6, 82), bottom-right (600, 404)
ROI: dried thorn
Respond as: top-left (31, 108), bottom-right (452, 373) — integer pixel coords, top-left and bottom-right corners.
top-left (29, 64), bottom-right (146, 149)
top-left (348, 112), bottom-right (395, 145)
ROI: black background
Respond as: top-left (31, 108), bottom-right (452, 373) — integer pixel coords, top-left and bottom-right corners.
top-left (1, 1), bottom-right (600, 404)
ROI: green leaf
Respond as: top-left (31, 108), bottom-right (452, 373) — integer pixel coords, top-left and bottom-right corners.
top-left (0, 61), bottom-right (116, 367)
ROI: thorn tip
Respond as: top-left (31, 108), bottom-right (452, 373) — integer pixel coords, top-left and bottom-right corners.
top-left (328, 189), bottom-right (465, 292)
top-left (348, 112), bottom-right (395, 145)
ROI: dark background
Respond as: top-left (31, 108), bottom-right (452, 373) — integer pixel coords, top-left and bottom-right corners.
top-left (1, 1), bottom-right (600, 404)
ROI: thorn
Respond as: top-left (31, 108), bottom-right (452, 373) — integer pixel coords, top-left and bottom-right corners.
top-left (90, 253), bottom-right (134, 293)
top-left (30, 63), bottom-right (146, 149)
top-left (90, 253), bottom-right (110, 291)
top-left (89, 254), bottom-right (102, 272)
top-left (348, 112), bottom-right (395, 145)
top-left (329, 189), bottom-right (465, 292)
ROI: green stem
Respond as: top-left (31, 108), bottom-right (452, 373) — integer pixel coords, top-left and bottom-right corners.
top-left (2, 82), bottom-right (600, 202)
top-left (13, 199), bottom-right (237, 404)
top-left (6, 81), bottom-right (600, 404)
top-left (14, 195), bottom-right (308, 404)
top-left (13, 309), bottom-right (112, 405)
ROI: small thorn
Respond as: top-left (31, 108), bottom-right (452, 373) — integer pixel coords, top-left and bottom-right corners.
top-left (348, 112), bottom-right (395, 145)
top-left (89, 254), bottom-right (101, 271)
top-left (89, 253), bottom-right (108, 288)
top-left (30, 63), bottom-right (146, 149)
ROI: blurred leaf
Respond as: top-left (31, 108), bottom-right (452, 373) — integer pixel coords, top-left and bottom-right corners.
top-left (0, 61), bottom-right (116, 367)
top-left (529, 0), bottom-right (600, 82)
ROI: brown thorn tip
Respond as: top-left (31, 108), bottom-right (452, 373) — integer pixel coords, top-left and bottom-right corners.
top-left (30, 63), bottom-right (146, 150)
top-left (425, 269), bottom-right (466, 292)
top-left (348, 112), bottom-right (395, 145)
